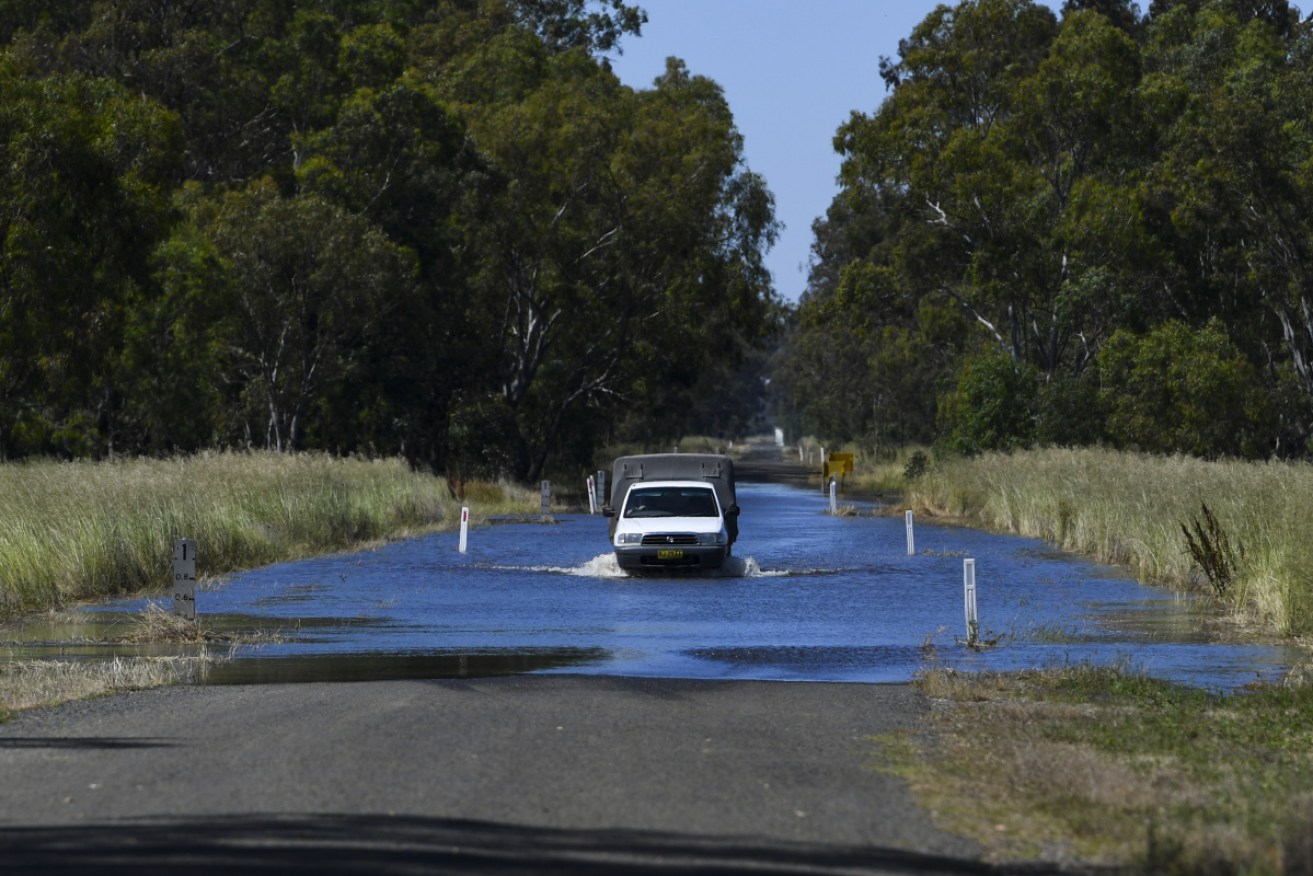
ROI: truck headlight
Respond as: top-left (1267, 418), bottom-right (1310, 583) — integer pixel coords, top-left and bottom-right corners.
top-left (697, 532), bottom-right (726, 545)
top-left (616, 532), bottom-right (643, 545)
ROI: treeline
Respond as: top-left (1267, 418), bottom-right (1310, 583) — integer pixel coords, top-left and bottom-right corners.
top-left (0, 0), bottom-right (780, 478)
top-left (774, 0), bottom-right (1313, 460)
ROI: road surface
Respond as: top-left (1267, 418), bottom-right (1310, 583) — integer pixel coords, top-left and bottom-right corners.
top-left (0, 675), bottom-right (1010, 874)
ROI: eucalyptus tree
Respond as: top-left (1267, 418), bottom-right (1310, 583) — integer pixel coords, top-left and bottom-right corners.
top-left (295, 78), bottom-right (480, 464)
top-left (0, 0), bottom-right (783, 475)
top-left (1134, 0), bottom-right (1311, 447)
top-left (195, 182), bottom-right (417, 452)
top-left (840, 1), bottom-right (1147, 377)
top-left (773, 0), bottom-right (1313, 456)
top-left (438, 38), bottom-right (778, 478)
top-left (0, 65), bottom-right (181, 458)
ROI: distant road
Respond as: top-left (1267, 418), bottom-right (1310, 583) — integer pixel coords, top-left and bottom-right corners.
top-left (734, 437), bottom-right (814, 488)
top-left (0, 676), bottom-right (1001, 874)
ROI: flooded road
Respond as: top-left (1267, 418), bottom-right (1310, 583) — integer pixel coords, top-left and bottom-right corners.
top-left (7, 481), bottom-right (1297, 690)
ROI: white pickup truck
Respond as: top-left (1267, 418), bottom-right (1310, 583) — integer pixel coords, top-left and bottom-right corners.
top-left (604, 453), bottom-right (739, 571)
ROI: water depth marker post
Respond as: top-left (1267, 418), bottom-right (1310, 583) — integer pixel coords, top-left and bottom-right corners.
top-left (172, 538), bottom-right (197, 620)
top-left (596, 469), bottom-right (607, 513)
top-left (459, 507), bottom-right (470, 553)
top-left (963, 558), bottom-right (979, 647)
top-left (586, 475), bottom-right (597, 514)
top-left (906, 510), bottom-right (916, 556)
top-left (540, 480), bottom-right (551, 520)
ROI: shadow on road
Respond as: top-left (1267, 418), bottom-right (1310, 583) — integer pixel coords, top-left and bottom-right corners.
top-left (0, 736), bottom-right (176, 750)
top-left (0, 813), bottom-right (1043, 875)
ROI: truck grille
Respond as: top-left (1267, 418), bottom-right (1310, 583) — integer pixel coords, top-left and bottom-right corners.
top-left (641, 534), bottom-right (698, 546)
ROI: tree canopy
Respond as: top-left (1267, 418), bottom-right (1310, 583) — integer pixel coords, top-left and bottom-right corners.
top-left (773, 0), bottom-right (1313, 460)
top-left (0, 0), bottom-right (782, 478)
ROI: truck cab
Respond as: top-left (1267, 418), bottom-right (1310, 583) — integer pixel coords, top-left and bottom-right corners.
top-left (604, 454), bottom-right (739, 571)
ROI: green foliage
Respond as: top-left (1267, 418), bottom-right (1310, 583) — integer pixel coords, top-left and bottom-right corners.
top-left (1034, 371), bottom-right (1105, 447)
top-left (938, 349), bottom-right (1039, 455)
top-left (1097, 319), bottom-right (1273, 457)
top-left (0, 0), bottom-right (776, 478)
top-left (0, 67), bottom-right (182, 458)
top-left (773, 0), bottom-right (1313, 461)
top-left (903, 450), bottom-right (930, 481)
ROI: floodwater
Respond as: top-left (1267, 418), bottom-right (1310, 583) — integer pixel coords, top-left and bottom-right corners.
top-left (3, 481), bottom-right (1298, 690)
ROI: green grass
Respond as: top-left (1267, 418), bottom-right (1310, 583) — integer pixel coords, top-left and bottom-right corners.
top-left (0, 452), bottom-right (529, 613)
top-left (880, 664), bottom-right (1313, 873)
top-left (898, 448), bottom-right (1313, 636)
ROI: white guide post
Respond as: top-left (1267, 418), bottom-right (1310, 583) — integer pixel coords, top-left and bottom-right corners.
top-left (829, 478), bottom-right (838, 515)
top-left (459, 507), bottom-right (470, 553)
top-left (586, 475), bottom-right (597, 514)
top-left (540, 480), bottom-right (551, 519)
top-left (596, 470), bottom-right (607, 513)
top-left (964, 558), bottom-right (979, 646)
top-left (172, 538), bottom-right (197, 620)
top-left (906, 510), bottom-right (916, 556)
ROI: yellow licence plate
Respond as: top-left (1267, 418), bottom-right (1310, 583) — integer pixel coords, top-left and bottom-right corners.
top-left (657, 549), bottom-right (685, 560)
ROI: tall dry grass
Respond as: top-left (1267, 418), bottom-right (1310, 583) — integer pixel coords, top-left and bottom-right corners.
top-left (904, 448), bottom-right (1313, 635)
top-left (843, 445), bottom-right (934, 495)
top-left (0, 656), bottom-right (212, 715)
top-left (0, 452), bottom-right (458, 612)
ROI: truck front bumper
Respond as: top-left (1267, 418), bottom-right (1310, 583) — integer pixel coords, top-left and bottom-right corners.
top-left (614, 543), bottom-right (728, 571)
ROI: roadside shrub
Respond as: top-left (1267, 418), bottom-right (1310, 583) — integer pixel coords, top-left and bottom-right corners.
top-left (1035, 371), bottom-right (1105, 447)
top-left (937, 349), bottom-right (1038, 456)
top-left (1096, 319), bottom-right (1273, 459)
top-left (1181, 501), bottom-right (1243, 597)
top-left (903, 450), bottom-right (929, 480)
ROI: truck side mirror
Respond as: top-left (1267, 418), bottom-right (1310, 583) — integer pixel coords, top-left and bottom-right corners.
top-left (602, 506), bottom-right (615, 517)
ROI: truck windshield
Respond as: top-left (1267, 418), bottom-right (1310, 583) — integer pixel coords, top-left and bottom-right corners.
top-left (623, 486), bottom-right (719, 518)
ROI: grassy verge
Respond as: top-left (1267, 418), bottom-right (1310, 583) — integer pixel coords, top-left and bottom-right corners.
top-left (0, 451), bottom-right (536, 614)
top-left (0, 655), bottom-right (216, 720)
top-left (875, 664), bottom-right (1313, 873)
top-left (0, 454), bottom-right (541, 717)
top-left (839, 446), bottom-right (935, 496)
top-left (0, 604), bottom-right (308, 719)
top-left (892, 447), bottom-right (1313, 637)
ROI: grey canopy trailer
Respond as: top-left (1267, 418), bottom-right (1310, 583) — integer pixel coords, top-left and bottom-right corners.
top-left (604, 453), bottom-right (739, 546)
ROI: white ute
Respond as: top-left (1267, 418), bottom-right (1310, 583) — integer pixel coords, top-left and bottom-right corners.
top-left (604, 454), bottom-right (739, 572)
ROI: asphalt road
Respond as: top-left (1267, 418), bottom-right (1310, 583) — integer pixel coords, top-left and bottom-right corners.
top-left (0, 675), bottom-right (1006, 875)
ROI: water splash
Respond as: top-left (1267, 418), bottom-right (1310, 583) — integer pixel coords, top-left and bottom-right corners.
top-left (486, 553), bottom-right (793, 578)
top-left (715, 556), bottom-right (789, 578)
top-left (567, 554), bottom-right (628, 578)
top-left (572, 553), bottom-right (794, 578)
top-left (485, 554), bottom-right (628, 578)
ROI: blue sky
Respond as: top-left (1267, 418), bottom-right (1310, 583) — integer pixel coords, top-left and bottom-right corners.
top-left (608, 1), bottom-right (1063, 303)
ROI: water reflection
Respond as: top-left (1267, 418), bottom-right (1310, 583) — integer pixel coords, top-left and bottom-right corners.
top-left (1, 481), bottom-right (1297, 690)
top-left (202, 649), bottom-right (609, 685)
